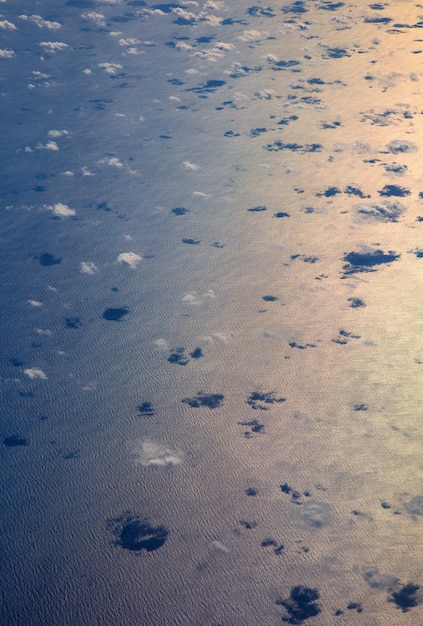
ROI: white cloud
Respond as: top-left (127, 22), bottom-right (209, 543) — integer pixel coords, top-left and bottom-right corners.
top-left (117, 252), bottom-right (142, 268)
top-left (20, 15), bottom-right (61, 29)
top-left (182, 289), bottom-right (216, 305)
top-left (37, 141), bottom-right (59, 151)
top-left (211, 540), bottom-right (230, 554)
top-left (61, 170), bottom-right (74, 176)
top-left (80, 261), bottom-right (98, 275)
top-left (83, 68), bottom-right (92, 75)
top-left (175, 41), bottom-right (192, 51)
top-left (129, 438), bottom-right (184, 468)
top-left (81, 166), bottom-right (95, 176)
top-left (202, 330), bottom-right (235, 344)
top-left (154, 338), bottom-right (169, 350)
top-left (47, 129), bottom-right (69, 138)
top-left (32, 70), bottom-right (50, 79)
top-left (35, 328), bottom-right (52, 336)
top-left (24, 367), bottom-right (47, 380)
top-left (45, 202), bottom-right (75, 217)
top-left (119, 37), bottom-right (141, 46)
top-left (98, 62), bottom-right (122, 74)
top-left (0, 20), bottom-right (16, 30)
top-left (239, 30), bottom-right (263, 42)
top-left (0, 49), bottom-right (15, 58)
top-left (97, 156), bottom-right (123, 168)
top-left (39, 41), bottom-right (68, 51)
top-left (183, 161), bottom-right (200, 170)
top-left (28, 299), bottom-right (42, 307)
top-left (81, 12), bottom-right (105, 26)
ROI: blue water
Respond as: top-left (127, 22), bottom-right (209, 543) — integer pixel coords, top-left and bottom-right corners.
top-left (2, 1), bottom-right (423, 624)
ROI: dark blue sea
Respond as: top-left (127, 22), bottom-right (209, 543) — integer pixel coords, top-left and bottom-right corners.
top-left (1, 1), bottom-right (423, 624)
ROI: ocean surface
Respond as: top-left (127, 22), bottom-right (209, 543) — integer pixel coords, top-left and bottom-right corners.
top-left (1, 0), bottom-right (423, 624)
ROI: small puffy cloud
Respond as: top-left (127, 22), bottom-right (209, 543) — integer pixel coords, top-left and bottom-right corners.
top-left (154, 338), bottom-right (169, 350)
top-left (239, 29), bottom-right (263, 42)
top-left (35, 328), bottom-right (52, 336)
top-left (45, 203), bottom-right (76, 217)
top-left (202, 330), bottom-right (235, 344)
top-left (192, 191), bottom-right (210, 198)
top-left (37, 141), bottom-right (59, 151)
top-left (0, 49), bottom-right (15, 58)
top-left (97, 0), bottom-right (122, 4)
top-left (80, 261), bottom-right (98, 275)
top-left (182, 289), bottom-right (215, 305)
top-left (0, 20), bottom-right (17, 30)
top-left (81, 12), bottom-right (105, 26)
top-left (24, 367), bottom-right (47, 380)
top-left (61, 170), bottom-right (74, 176)
top-left (98, 62), bottom-right (122, 74)
top-left (20, 15), bottom-right (61, 29)
top-left (210, 540), bottom-right (230, 554)
top-left (28, 299), bottom-right (42, 307)
top-left (183, 161), bottom-right (200, 170)
top-left (83, 68), bottom-right (92, 75)
top-left (175, 41), bottom-right (192, 51)
top-left (129, 439), bottom-right (184, 468)
top-left (119, 37), bottom-right (141, 46)
top-left (39, 41), bottom-right (68, 51)
top-left (47, 129), bottom-right (69, 138)
top-left (97, 156), bottom-right (123, 168)
top-left (81, 166), bottom-right (95, 176)
top-left (117, 252), bottom-right (142, 268)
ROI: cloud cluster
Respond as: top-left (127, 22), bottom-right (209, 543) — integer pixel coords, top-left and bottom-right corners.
top-left (39, 42), bottom-right (68, 51)
top-left (20, 14), bottom-right (62, 29)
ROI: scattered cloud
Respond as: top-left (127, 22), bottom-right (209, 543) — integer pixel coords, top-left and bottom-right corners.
top-left (210, 540), bottom-right (230, 554)
top-left (0, 20), bottom-right (16, 30)
top-left (98, 62), bottom-right (122, 75)
top-left (97, 156), bottom-right (123, 167)
top-left (81, 12), bottom-right (106, 27)
top-left (117, 252), bottom-right (142, 268)
top-left (36, 141), bottom-right (59, 151)
top-left (183, 161), bottom-right (200, 170)
top-left (24, 367), bottom-right (47, 380)
top-left (80, 261), bottom-right (98, 275)
top-left (39, 42), bottom-right (68, 53)
top-left (129, 438), bottom-right (184, 468)
top-left (81, 166), bottom-right (95, 176)
top-left (0, 49), bottom-right (15, 58)
top-left (47, 129), bottom-right (69, 138)
top-left (202, 330), bottom-right (235, 344)
top-left (182, 289), bottom-right (216, 305)
top-left (153, 338), bottom-right (169, 350)
top-left (45, 203), bottom-right (76, 217)
top-left (28, 299), bottom-right (43, 307)
top-left (20, 15), bottom-right (62, 29)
